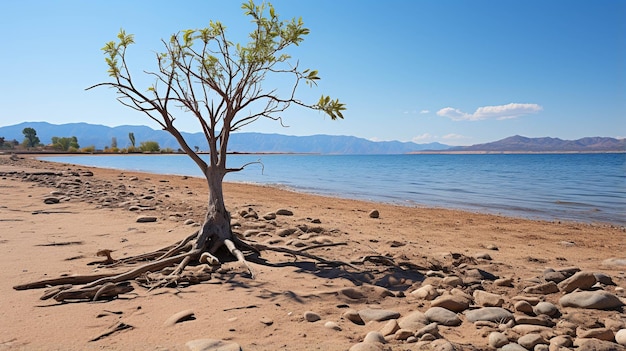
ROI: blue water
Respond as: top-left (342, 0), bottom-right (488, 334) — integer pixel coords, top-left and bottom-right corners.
top-left (40, 153), bottom-right (626, 225)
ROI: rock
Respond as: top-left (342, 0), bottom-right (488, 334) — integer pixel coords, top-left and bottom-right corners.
top-left (411, 284), bottom-right (439, 300)
top-left (523, 281), bottom-right (559, 294)
top-left (474, 252), bottom-right (492, 260)
top-left (136, 215), bottom-right (157, 223)
top-left (489, 332), bottom-right (509, 348)
top-left (363, 331), bottom-right (386, 344)
top-left (183, 219), bottom-right (195, 225)
top-left (512, 296), bottom-right (541, 305)
top-left (549, 335), bottom-right (573, 348)
top-left (431, 293), bottom-right (471, 312)
top-left (379, 319), bottom-right (399, 336)
top-left (358, 308), bottom-right (400, 323)
top-left (368, 209), bottom-right (379, 218)
top-left (394, 329), bottom-right (414, 340)
top-left (594, 273), bottom-right (616, 286)
top-left (186, 338), bottom-right (242, 351)
top-left (415, 322), bottom-right (439, 338)
top-left (343, 309), bottom-right (364, 325)
top-left (262, 212), bottom-right (276, 220)
top-left (473, 290), bottom-right (504, 307)
top-left (514, 300), bottom-right (534, 314)
top-left (511, 325), bottom-right (554, 335)
top-left (494, 277), bottom-right (514, 287)
top-left (558, 271), bottom-right (597, 293)
top-left (576, 327), bottom-right (615, 341)
top-left (349, 342), bottom-right (384, 351)
top-left (425, 307), bottom-right (462, 326)
top-left (544, 270), bottom-right (567, 283)
top-left (260, 317), bottom-right (273, 326)
top-left (574, 338), bottom-right (626, 351)
top-left (324, 321), bottom-right (341, 331)
top-left (304, 311), bottom-right (321, 322)
top-left (276, 208), bottom-right (294, 216)
top-left (517, 333), bottom-right (546, 349)
top-left (559, 291), bottom-right (624, 310)
top-left (430, 339), bottom-right (457, 351)
top-left (514, 315), bottom-right (554, 327)
top-left (533, 301), bottom-right (559, 317)
top-left (397, 310), bottom-right (429, 331)
top-left (442, 276), bottom-right (463, 287)
top-left (43, 197), bottom-right (60, 204)
top-left (616, 329), bottom-right (626, 346)
top-left (465, 307), bottom-right (513, 323)
top-left (500, 343), bottom-right (528, 351)
top-left (602, 258), bottom-right (626, 267)
top-left (164, 309), bottom-right (195, 326)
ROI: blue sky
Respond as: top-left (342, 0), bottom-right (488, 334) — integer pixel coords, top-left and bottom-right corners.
top-left (0, 1), bottom-right (624, 145)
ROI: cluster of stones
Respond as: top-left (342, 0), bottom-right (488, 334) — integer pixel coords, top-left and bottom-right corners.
top-left (333, 264), bottom-right (625, 351)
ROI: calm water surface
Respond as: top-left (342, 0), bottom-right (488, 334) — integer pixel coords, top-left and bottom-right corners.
top-left (40, 153), bottom-right (626, 225)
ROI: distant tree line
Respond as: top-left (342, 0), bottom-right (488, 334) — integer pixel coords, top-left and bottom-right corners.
top-left (1, 127), bottom-right (174, 154)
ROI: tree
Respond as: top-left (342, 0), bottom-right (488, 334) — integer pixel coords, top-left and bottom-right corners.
top-left (139, 140), bottom-right (160, 152)
top-left (128, 132), bottom-right (136, 150)
top-left (22, 127), bottom-right (40, 148)
top-left (15, 0), bottom-right (344, 301)
top-left (51, 136), bottom-right (80, 151)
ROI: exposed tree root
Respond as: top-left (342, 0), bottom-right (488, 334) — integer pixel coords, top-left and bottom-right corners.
top-left (15, 227), bottom-right (355, 302)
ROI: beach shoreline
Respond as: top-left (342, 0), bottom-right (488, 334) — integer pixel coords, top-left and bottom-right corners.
top-left (1, 154), bottom-right (624, 350)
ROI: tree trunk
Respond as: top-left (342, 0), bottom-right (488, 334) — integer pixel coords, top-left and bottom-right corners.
top-left (194, 168), bottom-right (232, 255)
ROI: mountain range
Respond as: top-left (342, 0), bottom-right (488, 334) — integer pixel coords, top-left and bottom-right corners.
top-left (0, 122), bottom-right (624, 154)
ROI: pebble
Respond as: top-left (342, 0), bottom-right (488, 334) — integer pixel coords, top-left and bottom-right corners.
top-left (500, 343), bottom-right (528, 351)
top-left (517, 333), bottom-right (546, 349)
top-left (397, 310), bottom-right (429, 331)
top-left (379, 319), bottom-right (399, 336)
top-left (411, 284), bottom-right (439, 300)
top-left (557, 271), bottom-right (597, 293)
top-left (363, 331), bottom-right (386, 344)
top-left (304, 311), bottom-right (321, 322)
top-left (576, 327), bottom-right (615, 341)
top-left (523, 281), bottom-right (559, 294)
top-left (324, 321), bottom-right (341, 331)
top-left (136, 215), bottom-right (157, 223)
top-left (358, 308), bottom-right (400, 323)
top-left (164, 309), bottom-right (195, 327)
top-left (430, 293), bottom-right (471, 312)
top-left (368, 210), bottom-right (379, 218)
top-left (514, 300), bottom-right (534, 314)
top-left (616, 329), bottom-right (626, 346)
top-left (260, 317), bottom-right (273, 326)
top-left (533, 301), bottom-right (559, 317)
top-left (559, 291), bottom-right (624, 310)
top-left (275, 208), bottom-right (294, 216)
top-left (465, 307), bottom-right (513, 323)
top-left (424, 307), bottom-right (462, 326)
top-left (488, 332), bottom-right (509, 348)
top-left (186, 339), bottom-right (242, 351)
top-left (342, 309), bottom-right (364, 325)
top-left (43, 197), bottom-right (60, 204)
top-left (348, 342), bottom-right (384, 351)
top-left (473, 290), bottom-right (504, 307)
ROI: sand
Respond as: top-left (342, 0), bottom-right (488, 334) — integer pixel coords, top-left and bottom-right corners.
top-left (0, 154), bottom-right (624, 350)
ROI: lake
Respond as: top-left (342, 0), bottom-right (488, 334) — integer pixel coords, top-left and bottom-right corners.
top-left (40, 153), bottom-right (626, 225)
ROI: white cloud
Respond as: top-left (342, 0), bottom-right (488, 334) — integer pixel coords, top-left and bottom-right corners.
top-left (420, 110), bottom-right (430, 114)
top-left (442, 133), bottom-right (467, 140)
top-left (411, 133), bottom-right (434, 142)
top-left (437, 103), bottom-right (543, 121)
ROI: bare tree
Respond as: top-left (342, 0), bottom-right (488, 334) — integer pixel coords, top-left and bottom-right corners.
top-left (14, 0), bottom-right (344, 301)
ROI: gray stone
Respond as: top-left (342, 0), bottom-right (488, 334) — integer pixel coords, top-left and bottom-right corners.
top-left (559, 291), bottom-right (624, 310)
top-left (43, 197), bottom-right (60, 204)
top-left (442, 276), bottom-right (463, 287)
top-left (517, 333), bottom-right (546, 349)
top-left (368, 209), bottom-right (380, 218)
top-left (304, 311), bottom-right (321, 322)
top-left (349, 342), bottom-right (384, 351)
top-left (324, 321), bottom-right (341, 331)
top-left (557, 271), bottom-right (596, 293)
top-left (425, 307), bottom-right (462, 326)
top-left (514, 315), bottom-right (554, 327)
top-left (465, 307), bottom-right (513, 323)
top-left (544, 271), bottom-right (567, 283)
top-left (523, 281), bottom-right (559, 294)
top-left (394, 329), bottom-right (414, 340)
top-left (363, 331), bottom-right (386, 344)
top-left (549, 335), bottom-right (573, 348)
top-left (488, 331), bottom-right (509, 348)
top-left (358, 308), bottom-right (400, 323)
top-left (500, 343), bottom-right (528, 351)
top-left (494, 277), bottom-right (514, 287)
top-left (473, 290), bottom-right (504, 307)
top-left (397, 310), bottom-right (429, 331)
top-left (431, 293), bottom-right (471, 312)
top-left (616, 329), bottom-right (626, 346)
top-left (514, 300), bottom-right (535, 314)
top-left (379, 319), bottom-right (399, 336)
top-left (576, 327), bottom-right (615, 341)
top-left (343, 309), bottom-right (364, 325)
top-left (602, 258), bottom-right (626, 267)
top-left (415, 322), bottom-right (439, 338)
top-left (411, 284), bottom-right (439, 300)
top-left (136, 215), bottom-right (157, 223)
top-left (276, 208), bottom-right (294, 216)
top-left (186, 339), bottom-right (242, 351)
top-left (533, 301), bottom-right (559, 317)
top-left (594, 272), bottom-right (616, 286)
top-left (574, 338), bottom-right (626, 351)
top-left (164, 309), bottom-right (195, 327)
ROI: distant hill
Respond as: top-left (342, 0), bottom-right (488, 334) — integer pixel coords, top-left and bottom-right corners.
top-left (0, 122), bottom-right (449, 154)
top-left (448, 135), bottom-right (626, 153)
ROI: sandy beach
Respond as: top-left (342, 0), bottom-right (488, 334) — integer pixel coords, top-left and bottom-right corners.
top-left (1, 154), bottom-right (624, 351)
